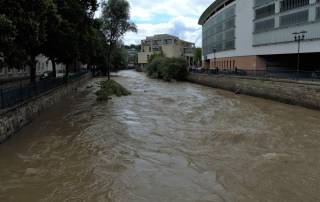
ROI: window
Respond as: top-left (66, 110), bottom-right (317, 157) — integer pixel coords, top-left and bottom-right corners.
top-left (317, 7), bottom-right (320, 20)
top-left (153, 40), bottom-right (162, 45)
top-left (224, 29), bottom-right (235, 41)
top-left (255, 4), bottom-right (275, 19)
top-left (149, 47), bottom-right (151, 52)
top-left (280, 10), bottom-right (308, 26)
top-left (224, 18), bottom-right (235, 30)
top-left (255, 0), bottom-right (274, 7)
top-left (164, 39), bottom-right (172, 44)
top-left (254, 18), bottom-right (275, 32)
top-left (152, 46), bottom-right (161, 52)
top-left (202, 5), bottom-right (236, 56)
top-left (224, 40), bottom-right (235, 50)
top-left (280, 0), bottom-right (309, 12)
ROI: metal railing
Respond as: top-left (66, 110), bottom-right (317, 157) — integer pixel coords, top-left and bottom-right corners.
top-left (189, 68), bottom-right (320, 82)
top-left (0, 71), bottom-right (88, 110)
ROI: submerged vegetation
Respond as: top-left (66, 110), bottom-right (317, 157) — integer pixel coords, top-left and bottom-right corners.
top-left (96, 80), bottom-right (131, 101)
top-left (145, 57), bottom-right (188, 81)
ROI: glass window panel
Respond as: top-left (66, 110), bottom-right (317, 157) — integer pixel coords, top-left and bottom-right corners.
top-left (254, 18), bottom-right (275, 32)
top-left (280, 10), bottom-right (309, 26)
top-left (255, 0), bottom-right (274, 7)
top-left (280, 0), bottom-right (309, 12)
top-left (255, 4), bottom-right (275, 19)
top-left (202, 5), bottom-right (236, 55)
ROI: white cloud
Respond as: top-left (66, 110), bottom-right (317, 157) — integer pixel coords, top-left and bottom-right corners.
top-left (123, 0), bottom-right (213, 47)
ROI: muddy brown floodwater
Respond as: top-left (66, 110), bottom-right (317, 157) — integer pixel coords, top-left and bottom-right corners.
top-left (1, 70), bottom-right (320, 202)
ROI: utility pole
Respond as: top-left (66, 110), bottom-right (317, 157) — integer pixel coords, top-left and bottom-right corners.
top-left (292, 31), bottom-right (307, 79)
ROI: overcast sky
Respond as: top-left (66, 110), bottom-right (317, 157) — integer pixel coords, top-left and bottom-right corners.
top-left (98, 0), bottom-right (213, 46)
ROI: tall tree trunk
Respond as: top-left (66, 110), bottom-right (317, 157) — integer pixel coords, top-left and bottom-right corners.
top-left (30, 56), bottom-right (36, 83)
top-left (107, 46), bottom-right (112, 80)
top-left (107, 51), bottom-right (111, 80)
top-left (51, 58), bottom-right (56, 78)
top-left (64, 63), bottom-right (70, 82)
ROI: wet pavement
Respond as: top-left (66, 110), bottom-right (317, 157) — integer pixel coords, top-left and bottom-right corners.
top-left (1, 70), bottom-right (320, 202)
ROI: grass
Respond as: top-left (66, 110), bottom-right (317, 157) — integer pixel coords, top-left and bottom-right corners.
top-left (95, 79), bottom-right (131, 101)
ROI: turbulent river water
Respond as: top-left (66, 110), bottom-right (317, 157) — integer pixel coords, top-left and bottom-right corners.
top-left (1, 70), bottom-right (320, 202)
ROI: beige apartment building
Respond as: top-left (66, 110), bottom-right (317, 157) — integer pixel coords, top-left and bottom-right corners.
top-left (138, 34), bottom-right (195, 68)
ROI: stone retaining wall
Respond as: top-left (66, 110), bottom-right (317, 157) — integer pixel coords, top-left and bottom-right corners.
top-left (187, 74), bottom-right (320, 110)
top-left (0, 74), bottom-right (91, 143)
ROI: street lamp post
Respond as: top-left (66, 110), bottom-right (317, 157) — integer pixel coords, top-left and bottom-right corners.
top-left (292, 31), bottom-right (307, 79)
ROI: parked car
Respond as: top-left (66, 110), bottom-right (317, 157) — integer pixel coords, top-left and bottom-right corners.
top-left (40, 71), bottom-right (54, 80)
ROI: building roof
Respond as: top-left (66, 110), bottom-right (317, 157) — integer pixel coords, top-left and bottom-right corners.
top-left (142, 34), bottom-right (195, 45)
top-left (198, 0), bottom-right (234, 25)
top-left (146, 34), bottom-right (179, 40)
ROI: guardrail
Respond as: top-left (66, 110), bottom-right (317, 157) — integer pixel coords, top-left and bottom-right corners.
top-left (189, 68), bottom-right (320, 82)
top-left (0, 71), bottom-right (88, 110)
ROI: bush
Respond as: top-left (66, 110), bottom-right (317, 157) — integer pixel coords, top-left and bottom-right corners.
top-left (96, 80), bottom-right (131, 101)
top-left (145, 57), bottom-right (188, 81)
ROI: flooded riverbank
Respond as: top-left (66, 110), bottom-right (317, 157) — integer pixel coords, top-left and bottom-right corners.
top-left (1, 70), bottom-right (320, 202)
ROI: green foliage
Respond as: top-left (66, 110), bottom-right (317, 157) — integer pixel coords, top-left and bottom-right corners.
top-left (111, 45), bottom-right (128, 71)
top-left (96, 80), bottom-right (131, 101)
top-left (145, 57), bottom-right (188, 81)
top-left (0, 0), bottom-right (57, 81)
top-left (0, 14), bottom-right (16, 50)
top-left (0, 0), bottom-right (136, 82)
top-left (0, 0), bottom-right (100, 81)
top-left (124, 44), bottom-right (141, 51)
top-left (100, 0), bottom-right (137, 77)
top-left (148, 50), bottom-right (165, 63)
top-left (193, 48), bottom-right (202, 65)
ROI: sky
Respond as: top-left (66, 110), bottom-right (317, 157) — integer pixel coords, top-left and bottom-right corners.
top-left (97, 0), bottom-right (213, 47)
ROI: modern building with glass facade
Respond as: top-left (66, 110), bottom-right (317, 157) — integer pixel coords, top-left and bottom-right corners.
top-left (199, 0), bottom-right (320, 71)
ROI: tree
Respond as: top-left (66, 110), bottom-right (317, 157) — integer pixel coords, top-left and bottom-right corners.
top-left (0, 14), bottom-right (27, 69)
top-left (81, 19), bottom-right (108, 74)
top-left (193, 48), bottom-right (202, 67)
top-left (0, 14), bottom-right (15, 53)
top-left (100, 0), bottom-right (137, 79)
top-left (149, 50), bottom-right (165, 63)
top-left (111, 44), bottom-right (128, 71)
top-left (51, 0), bottom-right (98, 79)
top-left (0, 0), bottom-right (58, 82)
top-left (41, 2), bottom-right (61, 78)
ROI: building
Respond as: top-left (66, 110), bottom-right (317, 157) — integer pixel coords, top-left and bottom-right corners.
top-left (0, 55), bottom-right (66, 81)
top-left (199, 0), bottom-right (320, 71)
top-left (138, 34), bottom-right (195, 68)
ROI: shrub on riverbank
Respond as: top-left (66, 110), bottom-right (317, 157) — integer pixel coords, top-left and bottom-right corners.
top-left (96, 80), bottom-right (131, 101)
top-left (145, 57), bottom-right (188, 81)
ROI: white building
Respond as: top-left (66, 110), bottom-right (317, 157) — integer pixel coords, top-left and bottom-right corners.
top-left (0, 55), bottom-right (66, 80)
top-left (138, 34), bottom-right (195, 68)
top-left (199, 0), bottom-right (320, 71)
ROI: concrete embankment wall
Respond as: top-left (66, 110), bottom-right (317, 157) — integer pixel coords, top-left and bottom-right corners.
top-left (0, 74), bottom-right (91, 143)
top-left (187, 73), bottom-right (320, 110)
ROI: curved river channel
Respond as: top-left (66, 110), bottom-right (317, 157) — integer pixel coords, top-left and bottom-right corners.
top-left (1, 70), bottom-right (320, 202)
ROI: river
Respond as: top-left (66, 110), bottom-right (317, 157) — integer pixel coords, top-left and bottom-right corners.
top-left (1, 70), bottom-right (320, 202)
